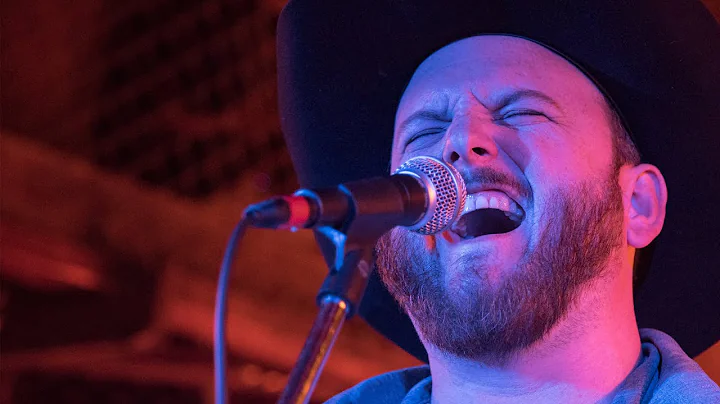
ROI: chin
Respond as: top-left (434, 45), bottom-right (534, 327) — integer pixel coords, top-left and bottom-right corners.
top-left (436, 230), bottom-right (530, 281)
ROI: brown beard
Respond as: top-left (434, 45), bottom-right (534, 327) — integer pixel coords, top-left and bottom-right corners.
top-left (375, 175), bottom-right (625, 363)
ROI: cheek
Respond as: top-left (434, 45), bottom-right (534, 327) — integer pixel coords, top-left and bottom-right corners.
top-left (511, 133), bottom-right (568, 187)
top-left (390, 140), bottom-right (403, 171)
top-left (524, 134), bottom-right (610, 186)
top-left (496, 132), bottom-right (532, 171)
top-left (391, 141), bottom-right (446, 171)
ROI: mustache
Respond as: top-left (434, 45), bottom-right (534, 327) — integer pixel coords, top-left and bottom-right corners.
top-left (457, 166), bottom-right (531, 202)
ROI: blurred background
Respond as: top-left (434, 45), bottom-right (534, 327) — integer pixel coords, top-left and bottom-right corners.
top-left (1, 0), bottom-right (719, 402)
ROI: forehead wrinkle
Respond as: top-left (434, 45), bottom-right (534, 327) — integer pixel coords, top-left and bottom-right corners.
top-left (403, 60), bottom-right (555, 118)
top-left (407, 37), bottom-right (592, 101)
top-left (470, 87), bottom-right (490, 110)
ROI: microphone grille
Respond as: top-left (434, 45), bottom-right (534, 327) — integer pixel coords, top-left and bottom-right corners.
top-left (395, 156), bottom-right (467, 235)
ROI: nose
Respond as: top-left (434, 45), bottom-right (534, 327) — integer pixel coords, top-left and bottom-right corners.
top-left (442, 113), bottom-right (499, 167)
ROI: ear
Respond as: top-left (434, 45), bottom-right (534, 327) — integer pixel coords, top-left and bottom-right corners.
top-left (620, 164), bottom-right (668, 248)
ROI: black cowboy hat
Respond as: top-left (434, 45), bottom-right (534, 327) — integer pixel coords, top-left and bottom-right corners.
top-left (276, 0), bottom-right (720, 360)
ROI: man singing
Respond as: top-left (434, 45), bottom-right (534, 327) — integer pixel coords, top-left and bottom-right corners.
top-left (276, 0), bottom-right (720, 402)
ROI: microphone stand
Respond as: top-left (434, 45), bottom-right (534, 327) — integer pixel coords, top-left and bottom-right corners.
top-left (277, 227), bottom-right (378, 404)
top-left (238, 156), bottom-right (464, 403)
top-left (276, 171), bottom-right (442, 403)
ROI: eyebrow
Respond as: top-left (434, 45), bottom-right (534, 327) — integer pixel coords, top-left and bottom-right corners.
top-left (494, 89), bottom-right (561, 110)
top-left (397, 110), bottom-right (449, 136)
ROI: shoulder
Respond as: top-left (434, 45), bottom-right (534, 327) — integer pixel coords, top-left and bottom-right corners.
top-left (324, 365), bottom-right (431, 404)
top-left (640, 328), bottom-right (720, 403)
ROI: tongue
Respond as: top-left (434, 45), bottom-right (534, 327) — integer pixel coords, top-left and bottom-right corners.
top-left (452, 209), bottom-right (522, 239)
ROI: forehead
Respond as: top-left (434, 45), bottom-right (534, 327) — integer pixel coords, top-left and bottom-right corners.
top-left (395, 35), bottom-right (603, 131)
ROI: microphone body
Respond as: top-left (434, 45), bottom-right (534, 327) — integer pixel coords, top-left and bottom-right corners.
top-left (244, 156), bottom-right (466, 236)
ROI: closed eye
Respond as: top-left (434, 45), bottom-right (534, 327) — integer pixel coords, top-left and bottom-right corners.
top-left (497, 109), bottom-right (551, 126)
top-left (406, 128), bottom-right (445, 145)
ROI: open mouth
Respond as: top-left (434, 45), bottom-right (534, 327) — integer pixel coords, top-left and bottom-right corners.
top-left (451, 191), bottom-right (526, 239)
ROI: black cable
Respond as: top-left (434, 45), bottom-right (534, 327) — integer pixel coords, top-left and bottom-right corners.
top-left (214, 218), bottom-right (250, 404)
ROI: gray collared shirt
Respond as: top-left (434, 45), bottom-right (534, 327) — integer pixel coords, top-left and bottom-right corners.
top-left (326, 329), bottom-right (720, 403)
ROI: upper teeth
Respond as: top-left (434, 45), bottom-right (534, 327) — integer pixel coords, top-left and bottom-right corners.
top-left (463, 191), bottom-right (524, 217)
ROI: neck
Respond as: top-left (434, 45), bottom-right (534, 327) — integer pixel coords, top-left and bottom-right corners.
top-left (426, 262), bottom-right (641, 404)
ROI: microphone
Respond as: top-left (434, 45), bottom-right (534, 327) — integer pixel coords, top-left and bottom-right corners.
top-left (244, 156), bottom-right (467, 235)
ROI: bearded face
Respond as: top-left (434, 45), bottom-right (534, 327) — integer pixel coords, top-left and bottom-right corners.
top-left (383, 35), bottom-right (633, 362)
top-left (376, 168), bottom-right (625, 362)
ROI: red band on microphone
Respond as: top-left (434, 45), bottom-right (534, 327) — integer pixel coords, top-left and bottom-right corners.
top-left (278, 195), bottom-right (311, 229)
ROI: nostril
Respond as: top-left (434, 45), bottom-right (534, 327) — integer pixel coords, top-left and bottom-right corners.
top-left (472, 147), bottom-right (488, 156)
top-left (449, 151), bottom-right (460, 162)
